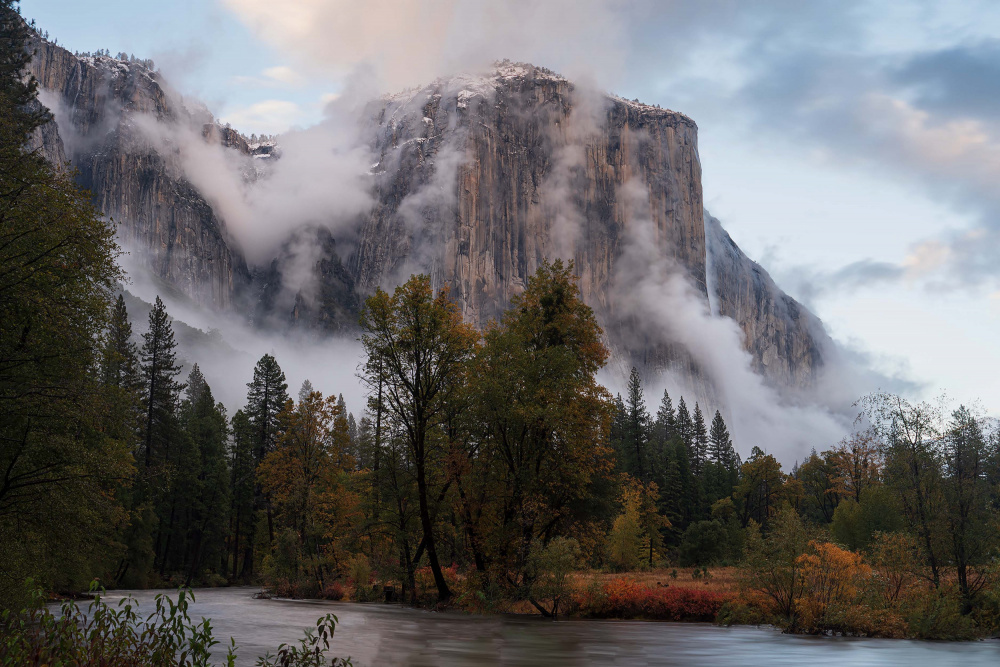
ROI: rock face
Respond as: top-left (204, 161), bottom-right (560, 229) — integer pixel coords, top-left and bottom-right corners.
top-left (27, 37), bottom-right (249, 311)
top-left (355, 63), bottom-right (826, 387)
top-left (356, 63), bottom-right (705, 328)
top-left (706, 214), bottom-right (824, 389)
top-left (28, 36), bottom-right (827, 392)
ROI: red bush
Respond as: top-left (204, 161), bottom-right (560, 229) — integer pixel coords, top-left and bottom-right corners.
top-left (577, 578), bottom-right (730, 622)
top-left (317, 581), bottom-right (345, 601)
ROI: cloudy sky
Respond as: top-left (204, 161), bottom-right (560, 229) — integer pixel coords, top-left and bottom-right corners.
top-left (22, 0), bottom-right (1000, 410)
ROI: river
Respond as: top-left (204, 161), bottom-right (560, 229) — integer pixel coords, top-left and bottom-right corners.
top-left (94, 587), bottom-right (1000, 666)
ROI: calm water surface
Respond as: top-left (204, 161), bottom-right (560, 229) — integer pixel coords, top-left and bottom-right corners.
top-left (97, 587), bottom-right (1000, 666)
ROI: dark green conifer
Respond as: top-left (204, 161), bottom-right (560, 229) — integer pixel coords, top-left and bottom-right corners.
top-left (139, 296), bottom-right (184, 468)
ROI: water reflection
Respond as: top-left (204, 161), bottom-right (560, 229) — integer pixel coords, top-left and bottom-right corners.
top-left (99, 587), bottom-right (1000, 666)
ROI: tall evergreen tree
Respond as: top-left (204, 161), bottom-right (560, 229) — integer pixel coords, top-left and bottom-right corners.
top-left (228, 409), bottom-right (255, 580)
top-left (624, 368), bottom-right (649, 479)
top-left (100, 296), bottom-right (149, 588)
top-left (647, 390), bottom-right (676, 486)
top-left (610, 393), bottom-right (628, 470)
top-left (101, 295), bottom-right (140, 392)
top-left (691, 403), bottom-right (708, 476)
top-left (347, 412), bottom-right (359, 466)
top-left (675, 397), bottom-right (692, 453)
top-left (654, 390), bottom-right (675, 440)
top-left (139, 296), bottom-right (183, 469)
top-left (706, 410), bottom-right (738, 503)
top-left (709, 410), bottom-right (733, 466)
top-left (243, 353), bottom-right (289, 578)
top-left (174, 367), bottom-right (230, 584)
top-left (298, 379), bottom-right (314, 404)
top-left (246, 354), bottom-right (290, 466)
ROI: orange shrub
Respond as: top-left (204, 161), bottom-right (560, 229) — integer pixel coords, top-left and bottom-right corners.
top-left (576, 577), bottom-right (731, 621)
top-left (797, 541), bottom-right (871, 626)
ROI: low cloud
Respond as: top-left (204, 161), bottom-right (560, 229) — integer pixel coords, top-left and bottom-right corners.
top-left (120, 248), bottom-right (367, 419)
top-left (129, 79), bottom-right (377, 266)
top-left (611, 180), bottom-right (852, 463)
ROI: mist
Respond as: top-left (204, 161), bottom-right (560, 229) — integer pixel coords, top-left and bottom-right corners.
top-left (605, 179), bottom-right (854, 464)
top-left (120, 248), bottom-right (368, 422)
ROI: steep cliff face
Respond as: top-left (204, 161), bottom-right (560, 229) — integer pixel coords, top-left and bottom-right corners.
top-left (353, 63), bottom-right (828, 387)
top-left (27, 37), bottom-right (249, 311)
top-left (706, 214), bottom-right (826, 388)
top-left (355, 62), bottom-right (705, 328)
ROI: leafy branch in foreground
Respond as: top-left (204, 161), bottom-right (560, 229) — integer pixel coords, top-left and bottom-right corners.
top-left (256, 613), bottom-right (352, 667)
top-left (0, 582), bottom-right (351, 666)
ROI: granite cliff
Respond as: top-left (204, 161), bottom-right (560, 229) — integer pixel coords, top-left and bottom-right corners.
top-left (27, 36), bottom-right (828, 392)
top-left (27, 36), bottom-right (250, 310)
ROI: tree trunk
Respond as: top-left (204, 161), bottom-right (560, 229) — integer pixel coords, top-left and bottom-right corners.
top-left (415, 455), bottom-right (450, 602)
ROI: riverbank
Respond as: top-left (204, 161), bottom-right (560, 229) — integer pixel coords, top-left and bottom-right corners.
top-left (93, 587), bottom-right (1000, 666)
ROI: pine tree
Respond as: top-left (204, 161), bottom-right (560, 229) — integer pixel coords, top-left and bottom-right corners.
top-left (176, 369), bottom-right (230, 584)
top-left (139, 296), bottom-right (183, 468)
top-left (675, 397), bottom-right (692, 453)
top-left (101, 294), bottom-right (140, 392)
top-left (228, 409), bottom-right (255, 580)
top-left (709, 410), bottom-right (734, 467)
top-left (624, 367), bottom-right (649, 479)
top-left (298, 379), bottom-right (314, 403)
top-left (100, 296), bottom-right (147, 588)
top-left (347, 412), bottom-right (359, 466)
top-left (691, 403), bottom-right (708, 476)
top-left (610, 393), bottom-right (628, 469)
top-left (137, 299), bottom-right (187, 578)
top-left (646, 389), bottom-right (675, 485)
top-left (242, 353), bottom-right (289, 578)
top-left (246, 354), bottom-right (289, 466)
top-left (655, 390), bottom-right (675, 439)
top-left (706, 410), bottom-right (737, 503)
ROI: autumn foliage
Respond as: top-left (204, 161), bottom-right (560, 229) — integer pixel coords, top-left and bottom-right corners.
top-left (577, 578), bottom-right (730, 621)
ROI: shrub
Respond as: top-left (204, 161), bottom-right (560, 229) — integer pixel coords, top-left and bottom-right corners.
top-left (413, 563), bottom-right (460, 605)
top-left (347, 554), bottom-right (380, 602)
top-left (576, 577), bottom-right (730, 622)
top-left (528, 537), bottom-right (583, 618)
top-left (0, 583), bottom-right (233, 666)
top-left (317, 581), bottom-right (345, 601)
top-left (903, 588), bottom-right (977, 640)
top-left (607, 499), bottom-right (643, 571)
top-left (740, 507), bottom-right (807, 622)
top-left (256, 613), bottom-right (352, 667)
top-left (0, 582), bottom-right (354, 666)
top-left (796, 541), bottom-right (871, 632)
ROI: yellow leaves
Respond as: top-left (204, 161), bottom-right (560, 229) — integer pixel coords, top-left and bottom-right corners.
top-left (797, 541), bottom-right (871, 617)
top-left (258, 389), bottom-right (359, 583)
top-left (740, 534), bottom-right (919, 636)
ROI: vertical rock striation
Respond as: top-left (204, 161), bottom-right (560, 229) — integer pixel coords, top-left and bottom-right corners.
top-left (355, 62), bottom-right (705, 327)
top-left (27, 37), bottom-right (249, 310)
